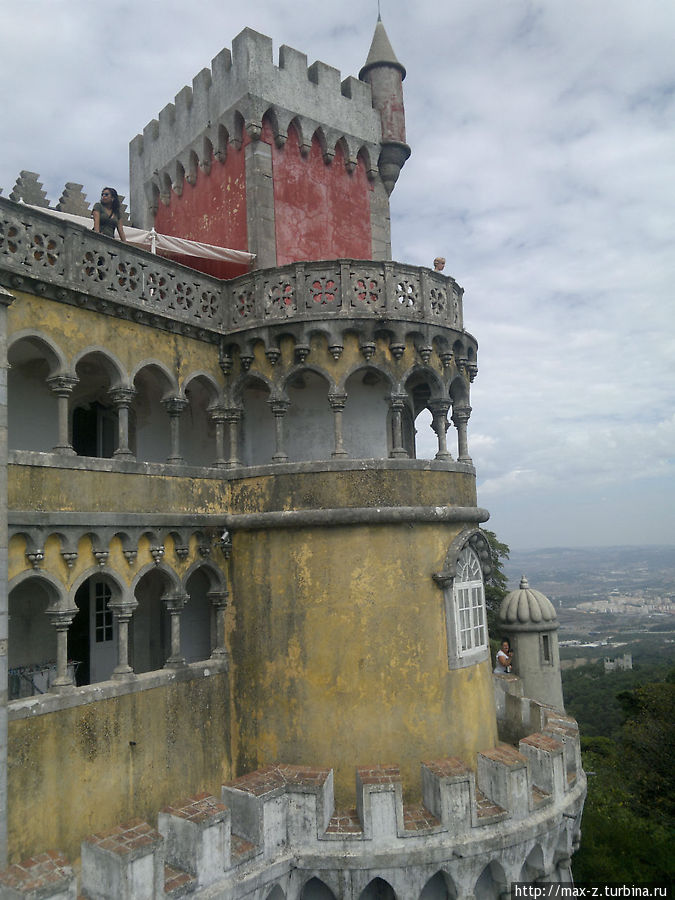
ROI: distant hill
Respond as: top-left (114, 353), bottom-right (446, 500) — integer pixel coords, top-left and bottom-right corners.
top-left (503, 545), bottom-right (675, 602)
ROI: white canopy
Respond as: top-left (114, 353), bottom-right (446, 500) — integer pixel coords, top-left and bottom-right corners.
top-left (24, 204), bottom-right (255, 266)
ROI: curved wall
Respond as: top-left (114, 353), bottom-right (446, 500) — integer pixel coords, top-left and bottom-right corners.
top-left (226, 467), bottom-right (497, 802)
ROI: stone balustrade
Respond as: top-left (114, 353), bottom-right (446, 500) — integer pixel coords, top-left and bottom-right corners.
top-left (0, 197), bottom-right (466, 346)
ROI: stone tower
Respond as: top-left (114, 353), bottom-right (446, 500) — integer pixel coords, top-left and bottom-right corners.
top-left (498, 576), bottom-right (565, 711)
top-left (0, 20), bottom-right (584, 899)
top-left (129, 23), bottom-right (409, 270)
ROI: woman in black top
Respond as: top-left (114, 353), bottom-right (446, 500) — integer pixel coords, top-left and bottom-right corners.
top-left (93, 187), bottom-right (127, 241)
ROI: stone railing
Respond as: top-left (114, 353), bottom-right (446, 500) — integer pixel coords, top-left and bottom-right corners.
top-left (0, 197), bottom-right (465, 341)
top-left (220, 258), bottom-right (463, 335)
top-left (0, 197), bottom-right (225, 339)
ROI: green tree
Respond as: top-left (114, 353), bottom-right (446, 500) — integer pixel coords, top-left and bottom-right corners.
top-left (480, 528), bottom-right (510, 640)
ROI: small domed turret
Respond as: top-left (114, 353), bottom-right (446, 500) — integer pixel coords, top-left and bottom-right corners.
top-left (498, 576), bottom-right (564, 710)
top-left (499, 576), bottom-right (557, 629)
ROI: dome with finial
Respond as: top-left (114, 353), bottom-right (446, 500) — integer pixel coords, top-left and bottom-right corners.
top-left (498, 575), bottom-right (558, 631)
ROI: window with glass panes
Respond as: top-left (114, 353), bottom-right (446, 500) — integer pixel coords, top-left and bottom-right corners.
top-left (454, 546), bottom-right (486, 654)
top-left (94, 581), bottom-right (113, 643)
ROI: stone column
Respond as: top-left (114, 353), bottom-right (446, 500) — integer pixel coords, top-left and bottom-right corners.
top-left (163, 592), bottom-right (188, 668)
top-left (45, 605), bottom-right (78, 691)
top-left (429, 400), bottom-right (453, 461)
top-left (329, 392), bottom-right (349, 458)
top-left (0, 287), bottom-right (14, 867)
top-left (245, 139), bottom-right (277, 269)
top-left (162, 397), bottom-right (188, 464)
top-left (388, 393), bottom-right (409, 458)
top-left (268, 399), bottom-right (289, 462)
top-left (224, 408), bottom-right (242, 469)
top-left (109, 594), bottom-right (138, 679)
top-left (109, 386), bottom-right (136, 460)
top-left (208, 406), bottom-right (228, 468)
top-left (452, 405), bottom-right (473, 464)
top-left (208, 590), bottom-right (229, 660)
top-left (46, 374), bottom-right (78, 455)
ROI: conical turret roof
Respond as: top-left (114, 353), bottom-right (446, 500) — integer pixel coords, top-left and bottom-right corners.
top-left (359, 17), bottom-right (406, 81)
top-left (498, 576), bottom-right (558, 630)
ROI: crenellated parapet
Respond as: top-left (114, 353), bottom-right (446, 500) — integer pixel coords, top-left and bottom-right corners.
top-left (129, 28), bottom-right (384, 229)
top-left (1, 716), bottom-right (585, 898)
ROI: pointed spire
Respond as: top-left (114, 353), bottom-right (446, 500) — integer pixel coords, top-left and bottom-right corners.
top-left (359, 18), bottom-right (406, 81)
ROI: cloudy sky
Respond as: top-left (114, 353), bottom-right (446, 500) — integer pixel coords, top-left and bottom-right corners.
top-left (1, 0), bottom-right (673, 550)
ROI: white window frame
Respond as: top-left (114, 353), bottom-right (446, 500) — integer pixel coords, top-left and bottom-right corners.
top-left (445, 545), bottom-right (489, 669)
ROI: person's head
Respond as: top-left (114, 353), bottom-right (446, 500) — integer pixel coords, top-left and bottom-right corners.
top-left (101, 187), bottom-right (120, 215)
top-left (500, 639), bottom-right (511, 652)
top-left (433, 257), bottom-right (445, 271)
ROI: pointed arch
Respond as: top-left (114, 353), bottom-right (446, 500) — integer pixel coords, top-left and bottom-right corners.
top-left (300, 877), bottom-right (338, 899)
top-left (358, 877), bottom-right (397, 899)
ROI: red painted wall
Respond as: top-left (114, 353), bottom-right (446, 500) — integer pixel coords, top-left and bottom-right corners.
top-left (268, 122), bottom-right (372, 265)
top-left (153, 145), bottom-right (248, 278)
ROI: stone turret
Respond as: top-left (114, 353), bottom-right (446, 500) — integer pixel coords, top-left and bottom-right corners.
top-left (499, 576), bottom-right (564, 710)
top-left (129, 27), bottom-right (406, 266)
top-left (359, 17), bottom-right (411, 194)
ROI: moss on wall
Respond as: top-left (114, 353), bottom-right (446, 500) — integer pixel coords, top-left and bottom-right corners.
top-left (8, 291), bottom-right (220, 383)
top-left (228, 519), bottom-right (497, 804)
top-left (7, 673), bottom-right (231, 862)
top-left (8, 465), bottom-right (229, 517)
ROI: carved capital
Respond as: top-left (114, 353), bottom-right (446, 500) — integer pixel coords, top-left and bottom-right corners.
top-left (164, 592), bottom-right (189, 612)
top-left (207, 405), bottom-right (228, 425)
top-left (388, 392), bottom-right (408, 411)
top-left (162, 396), bottom-right (189, 417)
top-left (328, 391), bottom-right (347, 412)
top-left (108, 386), bottom-right (137, 408)
top-left (46, 605), bottom-right (79, 630)
top-left (46, 374), bottom-right (78, 396)
top-left (108, 597), bottom-right (139, 621)
top-left (268, 399), bottom-right (290, 417)
top-left (452, 405), bottom-right (472, 425)
top-left (207, 589), bottom-right (229, 610)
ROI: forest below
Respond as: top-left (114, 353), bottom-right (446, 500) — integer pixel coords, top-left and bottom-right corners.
top-left (562, 660), bottom-right (674, 882)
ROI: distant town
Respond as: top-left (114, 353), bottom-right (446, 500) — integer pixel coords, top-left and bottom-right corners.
top-left (503, 544), bottom-right (675, 669)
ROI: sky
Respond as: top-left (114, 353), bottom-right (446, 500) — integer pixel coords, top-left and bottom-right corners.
top-left (1, 0), bottom-right (673, 550)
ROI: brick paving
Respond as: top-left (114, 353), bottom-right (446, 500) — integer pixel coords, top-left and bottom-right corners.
top-left (226, 764), bottom-right (330, 796)
top-left (479, 743), bottom-right (527, 767)
top-left (0, 850), bottom-right (73, 893)
top-left (531, 785), bottom-right (551, 808)
top-left (521, 733), bottom-right (563, 753)
top-left (162, 792), bottom-right (228, 823)
top-left (164, 863), bottom-right (196, 895)
top-left (423, 757), bottom-right (472, 778)
top-left (84, 818), bottom-right (162, 856)
top-left (326, 808), bottom-right (363, 834)
top-left (475, 789), bottom-right (506, 819)
top-left (356, 764), bottom-right (401, 785)
top-left (231, 833), bottom-right (257, 860)
top-left (402, 803), bottom-right (441, 831)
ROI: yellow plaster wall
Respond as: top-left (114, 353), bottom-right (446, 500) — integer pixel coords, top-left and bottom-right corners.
top-left (228, 519), bottom-right (497, 804)
top-left (7, 674), bottom-right (232, 863)
top-left (7, 291), bottom-right (220, 383)
top-left (227, 467), bottom-right (477, 514)
top-left (8, 465), bottom-right (229, 517)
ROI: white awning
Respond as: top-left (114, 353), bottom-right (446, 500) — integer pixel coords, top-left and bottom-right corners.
top-left (24, 203), bottom-right (255, 266)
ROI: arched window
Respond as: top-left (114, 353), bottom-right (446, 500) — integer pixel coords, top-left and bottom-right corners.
top-left (444, 544), bottom-right (488, 669)
top-left (454, 546), bottom-right (486, 654)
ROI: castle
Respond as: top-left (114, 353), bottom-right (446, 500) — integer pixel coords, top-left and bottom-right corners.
top-left (0, 21), bottom-right (585, 899)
